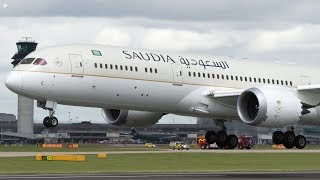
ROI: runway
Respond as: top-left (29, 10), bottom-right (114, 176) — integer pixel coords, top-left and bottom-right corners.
top-left (0, 172), bottom-right (319, 180)
top-left (1, 149), bottom-right (320, 157)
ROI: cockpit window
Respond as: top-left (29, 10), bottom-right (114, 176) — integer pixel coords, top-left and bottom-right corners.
top-left (33, 58), bottom-right (47, 66)
top-left (20, 58), bottom-right (35, 64)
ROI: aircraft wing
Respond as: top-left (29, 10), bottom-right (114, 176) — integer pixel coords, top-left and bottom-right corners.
top-left (206, 89), bottom-right (243, 107)
top-left (298, 84), bottom-right (320, 94)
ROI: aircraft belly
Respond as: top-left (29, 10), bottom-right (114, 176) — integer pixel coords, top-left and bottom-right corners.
top-left (52, 74), bottom-right (196, 112)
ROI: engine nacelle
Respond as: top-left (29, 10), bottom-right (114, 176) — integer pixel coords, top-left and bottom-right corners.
top-left (102, 109), bottom-right (163, 127)
top-left (237, 87), bottom-right (302, 127)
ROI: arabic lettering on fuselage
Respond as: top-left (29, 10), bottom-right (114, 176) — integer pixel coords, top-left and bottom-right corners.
top-left (122, 50), bottom-right (230, 70)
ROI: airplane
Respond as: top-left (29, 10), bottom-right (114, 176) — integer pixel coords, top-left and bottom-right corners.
top-left (5, 44), bottom-right (320, 149)
top-left (130, 127), bottom-right (180, 143)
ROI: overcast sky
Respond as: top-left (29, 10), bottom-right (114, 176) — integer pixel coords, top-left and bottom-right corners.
top-left (1, 0), bottom-right (320, 124)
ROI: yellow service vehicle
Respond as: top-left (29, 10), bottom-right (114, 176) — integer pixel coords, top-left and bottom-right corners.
top-left (145, 143), bottom-right (156, 148)
top-left (169, 141), bottom-right (190, 150)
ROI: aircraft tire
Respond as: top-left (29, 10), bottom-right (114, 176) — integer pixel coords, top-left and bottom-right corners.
top-left (226, 134), bottom-right (238, 149)
top-left (205, 131), bottom-right (217, 144)
top-left (48, 117), bottom-right (59, 127)
top-left (283, 131), bottom-right (295, 149)
top-left (272, 131), bottom-right (284, 145)
top-left (43, 117), bottom-right (50, 128)
top-left (295, 135), bottom-right (306, 149)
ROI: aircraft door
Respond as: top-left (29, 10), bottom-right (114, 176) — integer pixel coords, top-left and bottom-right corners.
top-left (171, 64), bottom-right (183, 86)
top-left (69, 54), bottom-right (84, 77)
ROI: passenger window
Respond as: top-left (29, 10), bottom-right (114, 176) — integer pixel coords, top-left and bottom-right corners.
top-left (105, 64), bottom-right (108, 69)
top-left (254, 78), bottom-right (256, 82)
top-left (231, 76), bottom-right (233, 80)
top-left (20, 58), bottom-right (35, 64)
top-left (207, 73), bottom-right (210, 78)
top-left (217, 74), bottom-right (220, 79)
top-left (150, 68), bottom-right (153, 73)
top-left (240, 77), bottom-right (243, 81)
top-left (120, 65), bottom-right (123, 70)
top-left (276, 80), bottom-right (279, 84)
top-left (193, 72), bottom-right (196, 77)
top-left (94, 63), bottom-right (97, 68)
top-left (285, 81), bottom-right (288, 86)
top-left (226, 75), bottom-right (229, 80)
top-left (135, 67), bottom-right (138, 72)
top-left (115, 65), bottom-right (118, 70)
top-left (290, 81), bottom-right (293, 86)
top-left (100, 63), bottom-right (103, 68)
top-left (272, 79), bottom-right (274, 84)
top-left (145, 68), bottom-right (148, 72)
top-left (263, 79), bottom-right (265, 83)
top-left (189, 72), bottom-right (191, 76)
top-left (249, 77), bottom-right (251, 82)
top-left (244, 77), bottom-right (247, 82)
top-left (155, 68), bottom-right (157, 73)
top-left (110, 64), bottom-right (113, 69)
top-left (235, 76), bottom-right (238, 81)
top-left (33, 58), bottom-right (47, 66)
top-left (125, 66), bottom-right (128, 71)
top-left (212, 74), bottom-right (215, 79)
top-left (203, 73), bottom-right (205, 78)
top-left (198, 72), bottom-right (201, 77)
top-left (222, 75), bottom-right (224, 79)
top-left (258, 78), bottom-right (261, 83)
top-left (281, 80), bottom-right (283, 85)
top-left (267, 79), bottom-right (270, 84)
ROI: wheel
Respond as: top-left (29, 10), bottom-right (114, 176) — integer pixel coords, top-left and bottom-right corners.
top-left (216, 141), bottom-right (226, 149)
top-left (217, 131), bottom-right (227, 142)
top-left (283, 131), bottom-right (295, 149)
top-left (226, 134), bottom-right (238, 149)
top-left (295, 135), bottom-right (306, 149)
top-left (205, 131), bottom-right (217, 144)
top-left (272, 131), bottom-right (284, 145)
top-left (43, 117), bottom-right (50, 128)
top-left (50, 117), bottom-right (58, 127)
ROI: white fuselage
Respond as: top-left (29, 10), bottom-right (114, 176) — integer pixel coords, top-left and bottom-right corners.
top-left (5, 44), bottom-right (320, 121)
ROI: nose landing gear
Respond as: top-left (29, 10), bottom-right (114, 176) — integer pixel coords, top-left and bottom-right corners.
top-left (43, 110), bottom-right (59, 128)
top-left (38, 100), bottom-right (59, 128)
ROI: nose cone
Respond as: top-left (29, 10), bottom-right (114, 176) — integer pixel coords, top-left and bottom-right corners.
top-left (5, 71), bottom-right (23, 94)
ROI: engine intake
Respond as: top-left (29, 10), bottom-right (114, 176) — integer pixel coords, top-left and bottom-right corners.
top-left (237, 87), bottom-right (301, 127)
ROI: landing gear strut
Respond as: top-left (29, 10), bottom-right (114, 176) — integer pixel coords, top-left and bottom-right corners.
top-left (272, 127), bottom-right (306, 149)
top-left (38, 100), bottom-right (59, 128)
top-left (205, 125), bottom-right (238, 149)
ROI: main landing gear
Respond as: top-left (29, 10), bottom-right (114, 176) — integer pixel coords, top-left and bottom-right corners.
top-left (272, 127), bottom-right (306, 149)
top-left (38, 100), bottom-right (59, 128)
top-left (205, 127), bottom-right (238, 149)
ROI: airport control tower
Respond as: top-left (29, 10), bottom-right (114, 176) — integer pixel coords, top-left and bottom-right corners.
top-left (11, 37), bottom-right (37, 135)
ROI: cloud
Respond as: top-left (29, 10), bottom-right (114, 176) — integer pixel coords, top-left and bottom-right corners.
top-left (248, 25), bottom-right (320, 52)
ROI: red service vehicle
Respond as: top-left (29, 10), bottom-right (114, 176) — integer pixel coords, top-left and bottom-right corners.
top-left (237, 135), bottom-right (255, 149)
top-left (196, 135), bottom-right (255, 149)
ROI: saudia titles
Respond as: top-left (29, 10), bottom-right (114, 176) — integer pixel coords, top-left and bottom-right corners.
top-left (122, 50), bottom-right (229, 70)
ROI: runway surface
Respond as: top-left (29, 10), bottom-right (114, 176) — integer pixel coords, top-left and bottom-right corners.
top-left (0, 172), bottom-right (319, 180)
top-left (1, 149), bottom-right (320, 157)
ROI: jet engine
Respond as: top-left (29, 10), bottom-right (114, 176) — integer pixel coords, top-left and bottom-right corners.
top-left (237, 87), bottom-right (302, 127)
top-left (102, 109), bottom-right (163, 126)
